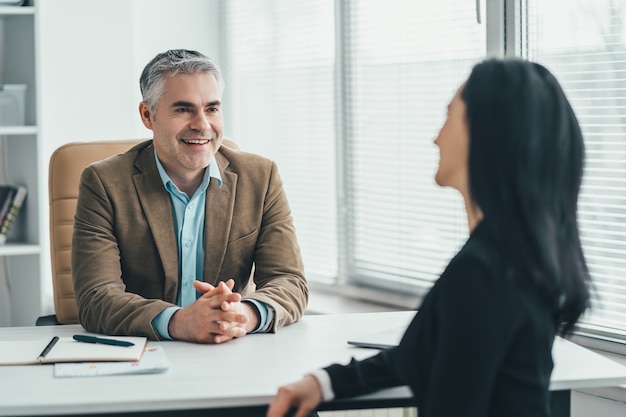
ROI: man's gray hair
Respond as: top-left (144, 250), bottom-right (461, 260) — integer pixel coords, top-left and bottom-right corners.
top-left (140, 49), bottom-right (224, 112)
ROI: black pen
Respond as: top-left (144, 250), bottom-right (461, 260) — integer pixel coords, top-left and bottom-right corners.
top-left (37, 336), bottom-right (60, 361)
top-left (73, 334), bottom-right (135, 347)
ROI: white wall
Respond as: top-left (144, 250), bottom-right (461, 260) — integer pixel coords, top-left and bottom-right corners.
top-left (38, 0), bottom-right (222, 154)
top-left (35, 0), bottom-right (222, 314)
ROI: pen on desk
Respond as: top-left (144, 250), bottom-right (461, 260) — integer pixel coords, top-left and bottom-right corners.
top-left (73, 334), bottom-right (135, 347)
top-left (37, 336), bottom-right (59, 361)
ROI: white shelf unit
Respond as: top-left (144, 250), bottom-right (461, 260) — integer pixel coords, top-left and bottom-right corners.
top-left (1, 2), bottom-right (43, 326)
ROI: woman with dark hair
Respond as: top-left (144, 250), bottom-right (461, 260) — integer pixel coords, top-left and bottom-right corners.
top-left (267, 58), bottom-right (591, 417)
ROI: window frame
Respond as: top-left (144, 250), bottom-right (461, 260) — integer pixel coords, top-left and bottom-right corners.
top-left (219, 0), bottom-right (626, 353)
top-left (514, 0), bottom-right (626, 355)
top-left (338, 0), bottom-right (626, 353)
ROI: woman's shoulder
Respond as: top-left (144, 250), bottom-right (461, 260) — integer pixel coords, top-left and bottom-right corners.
top-left (430, 223), bottom-right (550, 319)
top-left (442, 225), bottom-right (499, 281)
top-left (432, 223), bottom-right (526, 306)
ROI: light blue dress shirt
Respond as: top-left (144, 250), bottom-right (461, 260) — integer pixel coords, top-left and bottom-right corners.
top-left (150, 149), bottom-right (270, 339)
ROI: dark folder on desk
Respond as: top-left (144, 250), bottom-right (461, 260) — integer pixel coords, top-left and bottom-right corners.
top-left (347, 325), bottom-right (407, 349)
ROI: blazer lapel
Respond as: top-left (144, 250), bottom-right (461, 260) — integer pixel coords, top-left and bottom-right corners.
top-left (203, 152), bottom-right (237, 285)
top-left (133, 145), bottom-right (179, 301)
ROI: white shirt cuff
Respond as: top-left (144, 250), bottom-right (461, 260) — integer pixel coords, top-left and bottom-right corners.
top-left (310, 369), bottom-right (335, 402)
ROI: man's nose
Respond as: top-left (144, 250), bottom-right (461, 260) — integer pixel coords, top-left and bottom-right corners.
top-left (189, 111), bottom-right (212, 132)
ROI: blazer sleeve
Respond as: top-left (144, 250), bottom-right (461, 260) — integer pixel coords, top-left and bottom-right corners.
top-left (325, 254), bottom-right (526, 417)
top-left (240, 160), bottom-right (309, 331)
top-left (325, 350), bottom-right (404, 399)
top-left (72, 165), bottom-right (171, 340)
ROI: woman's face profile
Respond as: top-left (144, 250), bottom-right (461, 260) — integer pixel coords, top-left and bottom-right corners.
top-left (433, 85), bottom-right (470, 196)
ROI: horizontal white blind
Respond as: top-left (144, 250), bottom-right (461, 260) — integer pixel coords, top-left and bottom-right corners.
top-left (526, 0), bottom-right (626, 331)
top-left (223, 0), bottom-right (338, 283)
top-left (342, 0), bottom-right (486, 295)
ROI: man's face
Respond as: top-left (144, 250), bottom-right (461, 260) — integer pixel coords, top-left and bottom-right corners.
top-left (140, 72), bottom-right (224, 180)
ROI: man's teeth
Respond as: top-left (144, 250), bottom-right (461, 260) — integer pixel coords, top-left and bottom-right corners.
top-left (183, 139), bottom-right (209, 144)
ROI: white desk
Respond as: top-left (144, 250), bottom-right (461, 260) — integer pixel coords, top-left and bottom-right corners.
top-left (1, 311), bottom-right (625, 417)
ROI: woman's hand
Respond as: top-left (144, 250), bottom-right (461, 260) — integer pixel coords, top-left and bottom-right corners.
top-left (267, 374), bottom-right (323, 417)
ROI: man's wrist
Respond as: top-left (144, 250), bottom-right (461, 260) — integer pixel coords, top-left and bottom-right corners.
top-left (242, 299), bottom-right (273, 333)
top-left (167, 308), bottom-right (181, 340)
top-left (242, 300), bottom-right (261, 332)
top-left (152, 306), bottom-right (180, 340)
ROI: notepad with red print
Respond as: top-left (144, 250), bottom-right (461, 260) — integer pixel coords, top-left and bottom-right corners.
top-left (54, 345), bottom-right (169, 377)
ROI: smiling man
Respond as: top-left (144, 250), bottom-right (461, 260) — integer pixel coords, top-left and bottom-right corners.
top-left (71, 49), bottom-right (309, 343)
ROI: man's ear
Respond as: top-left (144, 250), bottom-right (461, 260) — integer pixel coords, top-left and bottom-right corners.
top-left (139, 101), bottom-right (154, 129)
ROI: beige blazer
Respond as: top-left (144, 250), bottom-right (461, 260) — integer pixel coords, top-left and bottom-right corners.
top-left (72, 140), bottom-right (308, 340)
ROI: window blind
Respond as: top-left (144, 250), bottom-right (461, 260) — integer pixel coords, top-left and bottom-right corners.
top-left (525, 0), bottom-right (626, 331)
top-left (341, 0), bottom-right (486, 295)
top-left (222, 0), bottom-right (338, 283)
top-left (222, 0), bottom-right (626, 339)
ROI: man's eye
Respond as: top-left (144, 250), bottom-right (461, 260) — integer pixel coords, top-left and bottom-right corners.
top-left (176, 107), bottom-right (191, 113)
top-left (208, 107), bottom-right (220, 113)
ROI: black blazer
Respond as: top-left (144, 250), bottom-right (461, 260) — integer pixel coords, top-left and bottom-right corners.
top-left (325, 223), bottom-right (557, 417)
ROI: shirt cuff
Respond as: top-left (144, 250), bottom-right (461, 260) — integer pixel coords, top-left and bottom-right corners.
top-left (151, 306), bottom-right (181, 340)
top-left (310, 369), bottom-right (335, 402)
top-left (242, 299), bottom-right (273, 333)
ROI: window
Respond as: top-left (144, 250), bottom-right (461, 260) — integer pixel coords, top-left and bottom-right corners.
top-left (341, 0), bottom-right (484, 295)
top-left (223, 0), bottom-right (483, 295)
top-left (222, 0), bottom-right (338, 283)
top-left (525, 0), bottom-right (626, 336)
top-left (222, 0), bottom-right (626, 343)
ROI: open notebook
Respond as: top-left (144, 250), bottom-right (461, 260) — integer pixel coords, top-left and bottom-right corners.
top-left (347, 325), bottom-right (408, 349)
top-left (0, 336), bottom-right (147, 365)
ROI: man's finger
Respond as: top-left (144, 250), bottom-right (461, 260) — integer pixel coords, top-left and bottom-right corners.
top-left (193, 281), bottom-right (215, 294)
top-left (195, 281), bottom-right (235, 299)
top-left (217, 281), bottom-right (233, 294)
top-left (219, 310), bottom-right (248, 325)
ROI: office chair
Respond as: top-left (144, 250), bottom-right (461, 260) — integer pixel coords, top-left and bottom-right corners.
top-left (36, 138), bottom-right (239, 326)
top-left (36, 140), bottom-right (143, 325)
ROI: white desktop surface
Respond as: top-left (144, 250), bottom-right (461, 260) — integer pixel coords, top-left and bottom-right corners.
top-left (0, 311), bottom-right (625, 416)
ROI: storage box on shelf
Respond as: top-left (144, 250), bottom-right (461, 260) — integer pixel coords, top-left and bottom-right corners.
top-left (0, 84), bottom-right (27, 126)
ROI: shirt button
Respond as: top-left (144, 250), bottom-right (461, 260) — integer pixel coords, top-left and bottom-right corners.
top-left (184, 281), bottom-right (191, 287)
top-left (185, 241), bottom-right (191, 247)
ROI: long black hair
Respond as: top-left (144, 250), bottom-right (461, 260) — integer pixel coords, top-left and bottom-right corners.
top-left (461, 58), bottom-right (591, 335)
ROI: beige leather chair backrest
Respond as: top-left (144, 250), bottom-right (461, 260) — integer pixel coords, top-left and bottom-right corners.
top-left (49, 140), bottom-right (142, 324)
top-left (48, 139), bottom-right (238, 324)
